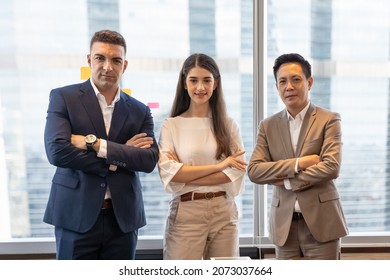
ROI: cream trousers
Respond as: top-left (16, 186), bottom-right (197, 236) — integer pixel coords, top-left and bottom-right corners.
top-left (163, 195), bottom-right (239, 260)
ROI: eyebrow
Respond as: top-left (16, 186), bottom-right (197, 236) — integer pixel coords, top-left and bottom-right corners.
top-left (278, 74), bottom-right (301, 80)
top-left (187, 76), bottom-right (213, 79)
top-left (94, 53), bottom-right (123, 61)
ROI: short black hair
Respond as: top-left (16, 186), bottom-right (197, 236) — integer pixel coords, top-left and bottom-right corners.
top-left (273, 53), bottom-right (311, 81)
top-left (90, 30), bottom-right (127, 54)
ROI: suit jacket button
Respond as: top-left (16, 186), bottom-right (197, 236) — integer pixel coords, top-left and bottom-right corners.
top-left (100, 183), bottom-right (106, 188)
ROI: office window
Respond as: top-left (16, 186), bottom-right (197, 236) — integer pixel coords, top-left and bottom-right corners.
top-left (3, 0), bottom-right (389, 256)
top-left (0, 0), bottom-right (254, 242)
top-left (267, 0), bottom-right (390, 234)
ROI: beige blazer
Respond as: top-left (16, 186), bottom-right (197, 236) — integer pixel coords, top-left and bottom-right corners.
top-left (248, 103), bottom-right (348, 246)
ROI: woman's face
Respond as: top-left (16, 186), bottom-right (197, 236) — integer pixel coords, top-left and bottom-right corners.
top-left (185, 66), bottom-right (217, 106)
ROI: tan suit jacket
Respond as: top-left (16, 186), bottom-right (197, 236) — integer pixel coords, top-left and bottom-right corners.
top-left (248, 103), bottom-right (348, 246)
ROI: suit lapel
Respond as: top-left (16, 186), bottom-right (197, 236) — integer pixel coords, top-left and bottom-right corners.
top-left (108, 91), bottom-right (130, 141)
top-left (277, 110), bottom-right (295, 159)
top-left (79, 80), bottom-right (107, 138)
top-left (295, 104), bottom-right (316, 156)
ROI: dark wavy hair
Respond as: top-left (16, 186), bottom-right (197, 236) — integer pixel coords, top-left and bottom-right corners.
top-left (90, 29), bottom-right (127, 54)
top-left (170, 53), bottom-right (233, 160)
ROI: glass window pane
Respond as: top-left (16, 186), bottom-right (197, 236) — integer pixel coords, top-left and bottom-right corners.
top-left (0, 0), bottom-right (253, 240)
top-left (267, 0), bottom-right (390, 234)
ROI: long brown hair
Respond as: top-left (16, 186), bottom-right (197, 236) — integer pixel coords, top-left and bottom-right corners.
top-left (170, 53), bottom-right (232, 160)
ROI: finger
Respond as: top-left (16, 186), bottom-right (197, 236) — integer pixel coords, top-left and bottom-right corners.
top-left (166, 151), bottom-right (174, 158)
top-left (232, 150), bottom-right (245, 157)
top-left (135, 133), bottom-right (148, 138)
top-left (231, 157), bottom-right (248, 165)
top-left (131, 133), bottom-right (148, 142)
top-left (136, 137), bottom-right (153, 145)
top-left (140, 144), bottom-right (151, 149)
top-left (232, 159), bottom-right (248, 169)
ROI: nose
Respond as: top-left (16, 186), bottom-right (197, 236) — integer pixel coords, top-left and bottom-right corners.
top-left (286, 80), bottom-right (293, 90)
top-left (197, 82), bottom-right (205, 91)
top-left (103, 60), bottom-right (113, 71)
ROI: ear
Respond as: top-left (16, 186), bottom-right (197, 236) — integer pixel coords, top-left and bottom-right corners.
top-left (213, 79), bottom-right (219, 90)
top-left (87, 54), bottom-right (91, 67)
top-left (308, 76), bottom-right (313, 90)
top-left (122, 60), bottom-right (128, 73)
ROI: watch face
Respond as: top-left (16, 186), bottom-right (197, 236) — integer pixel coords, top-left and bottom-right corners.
top-left (85, 134), bottom-right (97, 144)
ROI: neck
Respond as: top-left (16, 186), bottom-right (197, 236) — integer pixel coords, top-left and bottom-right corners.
top-left (184, 104), bottom-right (210, 118)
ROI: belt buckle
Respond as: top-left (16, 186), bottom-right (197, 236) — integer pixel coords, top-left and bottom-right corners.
top-left (204, 192), bottom-right (215, 200)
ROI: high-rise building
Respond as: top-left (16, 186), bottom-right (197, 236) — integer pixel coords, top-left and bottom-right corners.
top-left (0, 0), bottom-right (254, 239)
top-left (4, 0), bottom-right (388, 242)
top-left (268, 0), bottom-right (390, 232)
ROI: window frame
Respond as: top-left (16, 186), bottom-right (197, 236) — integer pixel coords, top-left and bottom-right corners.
top-left (1, 0), bottom-right (390, 257)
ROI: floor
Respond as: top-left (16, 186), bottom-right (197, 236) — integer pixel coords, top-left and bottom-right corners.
top-left (263, 252), bottom-right (390, 260)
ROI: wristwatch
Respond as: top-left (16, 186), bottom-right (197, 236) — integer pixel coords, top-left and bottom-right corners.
top-left (85, 134), bottom-right (97, 151)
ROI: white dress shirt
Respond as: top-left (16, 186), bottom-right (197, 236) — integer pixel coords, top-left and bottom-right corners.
top-left (284, 101), bottom-right (311, 212)
top-left (90, 80), bottom-right (120, 199)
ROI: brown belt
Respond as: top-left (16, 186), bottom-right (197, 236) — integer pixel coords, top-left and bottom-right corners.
top-left (102, 199), bottom-right (113, 209)
top-left (180, 191), bottom-right (226, 202)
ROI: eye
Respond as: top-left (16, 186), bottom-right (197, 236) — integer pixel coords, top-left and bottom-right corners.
top-left (113, 59), bottom-right (122, 64)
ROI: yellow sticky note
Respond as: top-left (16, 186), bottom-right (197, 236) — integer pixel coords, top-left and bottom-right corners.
top-left (122, 88), bottom-right (131, 95)
top-left (80, 66), bottom-right (91, 80)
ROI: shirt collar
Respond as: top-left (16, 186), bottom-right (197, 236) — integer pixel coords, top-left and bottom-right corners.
top-left (286, 101), bottom-right (311, 121)
top-left (89, 79), bottom-right (121, 105)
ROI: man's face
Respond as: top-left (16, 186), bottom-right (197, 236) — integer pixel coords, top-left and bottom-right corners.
top-left (87, 41), bottom-right (128, 94)
top-left (275, 62), bottom-right (313, 117)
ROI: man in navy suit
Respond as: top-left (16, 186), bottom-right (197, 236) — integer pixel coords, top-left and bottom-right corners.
top-left (43, 30), bottom-right (159, 259)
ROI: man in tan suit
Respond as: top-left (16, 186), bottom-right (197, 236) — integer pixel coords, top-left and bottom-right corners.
top-left (248, 53), bottom-right (348, 259)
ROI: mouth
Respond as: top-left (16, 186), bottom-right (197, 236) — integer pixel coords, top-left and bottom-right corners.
top-left (101, 74), bottom-right (115, 79)
top-left (285, 94), bottom-right (297, 99)
top-left (194, 92), bottom-right (207, 96)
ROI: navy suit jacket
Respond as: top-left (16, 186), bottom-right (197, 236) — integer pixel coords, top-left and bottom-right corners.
top-left (43, 79), bottom-right (159, 233)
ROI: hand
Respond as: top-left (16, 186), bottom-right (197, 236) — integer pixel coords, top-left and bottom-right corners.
top-left (166, 151), bottom-right (180, 162)
top-left (216, 150), bottom-right (248, 171)
top-left (126, 133), bottom-right (153, 148)
top-left (298, 154), bottom-right (320, 170)
top-left (71, 134), bottom-right (87, 150)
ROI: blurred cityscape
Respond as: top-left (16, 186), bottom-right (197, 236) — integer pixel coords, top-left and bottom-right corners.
top-left (1, 0), bottom-right (389, 240)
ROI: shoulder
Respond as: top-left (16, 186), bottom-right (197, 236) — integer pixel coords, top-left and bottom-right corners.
top-left (160, 117), bottom-right (190, 136)
top-left (51, 81), bottom-right (86, 94)
top-left (49, 82), bottom-right (88, 102)
top-left (312, 105), bottom-right (341, 120)
top-left (162, 116), bottom-right (185, 127)
top-left (226, 117), bottom-right (240, 130)
top-left (120, 91), bottom-right (147, 108)
top-left (161, 116), bottom-right (178, 128)
top-left (261, 109), bottom-right (285, 125)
